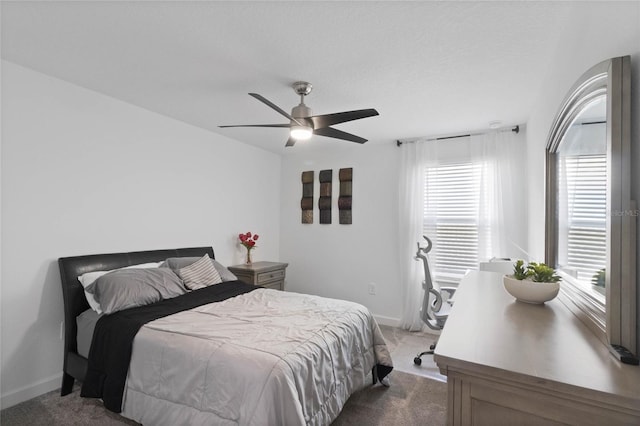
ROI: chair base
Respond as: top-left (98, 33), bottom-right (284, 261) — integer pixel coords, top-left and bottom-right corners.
top-left (413, 342), bottom-right (437, 366)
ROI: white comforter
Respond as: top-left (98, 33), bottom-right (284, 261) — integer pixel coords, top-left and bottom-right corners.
top-left (121, 289), bottom-right (393, 426)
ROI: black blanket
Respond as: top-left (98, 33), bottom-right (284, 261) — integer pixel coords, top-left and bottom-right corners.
top-left (81, 280), bottom-right (257, 412)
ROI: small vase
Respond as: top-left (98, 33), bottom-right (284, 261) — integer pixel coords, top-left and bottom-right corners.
top-left (245, 249), bottom-right (252, 265)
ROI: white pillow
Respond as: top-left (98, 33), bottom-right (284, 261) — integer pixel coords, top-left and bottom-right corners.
top-left (78, 262), bottom-right (162, 314)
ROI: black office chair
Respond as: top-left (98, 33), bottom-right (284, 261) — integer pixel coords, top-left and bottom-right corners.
top-left (413, 236), bottom-right (456, 365)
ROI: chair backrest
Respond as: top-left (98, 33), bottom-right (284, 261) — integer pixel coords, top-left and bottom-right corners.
top-left (415, 236), bottom-right (435, 293)
top-left (416, 236), bottom-right (445, 329)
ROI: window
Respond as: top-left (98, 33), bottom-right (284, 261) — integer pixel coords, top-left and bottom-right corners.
top-left (557, 154), bottom-right (607, 286)
top-left (423, 161), bottom-right (491, 286)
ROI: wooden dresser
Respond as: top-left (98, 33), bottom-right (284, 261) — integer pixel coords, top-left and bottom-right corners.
top-left (228, 261), bottom-right (288, 291)
top-left (434, 271), bottom-right (640, 425)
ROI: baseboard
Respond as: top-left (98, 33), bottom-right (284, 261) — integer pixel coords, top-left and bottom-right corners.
top-left (0, 373), bottom-right (62, 409)
top-left (373, 314), bottom-right (401, 327)
top-left (371, 315), bottom-right (446, 333)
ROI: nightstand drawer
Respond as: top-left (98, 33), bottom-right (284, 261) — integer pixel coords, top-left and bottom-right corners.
top-left (227, 261), bottom-right (289, 291)
top-left (257, 269), bottom-right (285, 284)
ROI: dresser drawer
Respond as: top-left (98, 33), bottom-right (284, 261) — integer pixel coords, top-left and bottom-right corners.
top-left (257, 269), bottom-right (285, 284)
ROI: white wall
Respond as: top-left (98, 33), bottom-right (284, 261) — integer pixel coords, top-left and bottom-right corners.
top-left (525, 3), bottom-right (640, 345)
top-left (280, 143), bottom-right (402, 325)
top-left (0, 61), bottom-right (282, 408)
top-left (279, 130), bottom-right (530, 329)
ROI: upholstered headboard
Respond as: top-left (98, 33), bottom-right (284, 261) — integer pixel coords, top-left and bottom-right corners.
top-left (57, 246), bottom-right (214, 394)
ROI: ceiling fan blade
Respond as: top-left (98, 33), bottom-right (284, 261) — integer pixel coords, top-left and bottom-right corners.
top-left (285, 137), bottom-right (296, 147)
top-left (310, 108), bottom-right (379, 129)
top-left (249, 93), bottom-right (302, 126)
top-left (218, 124), bottom-right (290, 128)
top-left (314, 127), bottom-right (368, 144)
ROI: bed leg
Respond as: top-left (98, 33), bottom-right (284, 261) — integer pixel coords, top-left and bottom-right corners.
top-left (61, 373), bottom-right (74, 396)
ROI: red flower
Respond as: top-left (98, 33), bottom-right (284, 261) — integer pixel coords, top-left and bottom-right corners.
top-left (239, 231), bottom-right (259, 250)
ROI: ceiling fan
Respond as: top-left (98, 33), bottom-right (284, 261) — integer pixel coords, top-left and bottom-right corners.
top-left (219, 81), bottom-right (379, 147)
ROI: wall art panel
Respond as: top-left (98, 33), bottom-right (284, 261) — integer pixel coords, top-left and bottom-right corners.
top-left (339, 167), bottom-right (353, 224)
top-left (301, 170), bottom-right (314, 224)
top-left (318, 169), bottom-right (333, 224)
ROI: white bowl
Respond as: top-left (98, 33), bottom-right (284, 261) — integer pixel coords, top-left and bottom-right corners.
top-left (503, 276), bottom-right (560, 304)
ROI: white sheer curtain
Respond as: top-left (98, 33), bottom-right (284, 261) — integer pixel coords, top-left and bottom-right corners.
top-left (397, 128), bottom-right (526, 331)
top-left (473, 129), bottom-right (528, 260)
top-left (397, 140), bottom-right (427, 331)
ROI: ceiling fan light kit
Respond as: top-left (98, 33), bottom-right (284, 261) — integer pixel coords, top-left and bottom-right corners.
top-left (289, 87), bottom-right (313, 141)
top-left (220, 81), bottom-right (379, 147)
top-left (290, 124), bottom-right (313, 140)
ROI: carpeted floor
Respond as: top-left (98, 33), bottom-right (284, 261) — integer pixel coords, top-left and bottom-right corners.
top-left (333, 370), bottom-right (447, 426)
top-left (0, 370), bottom-right (447, 425)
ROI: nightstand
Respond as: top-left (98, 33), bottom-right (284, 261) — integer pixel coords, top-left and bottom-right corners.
top-left (228, 261), bottom-right (288, 291)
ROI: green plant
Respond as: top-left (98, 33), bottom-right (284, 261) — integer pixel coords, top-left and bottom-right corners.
top-left (511, 260), bottom-right (561, 283)
top-left (527, 262), bottom-right (561, 283)
top-left (513, 260), bottom-right (529, 280)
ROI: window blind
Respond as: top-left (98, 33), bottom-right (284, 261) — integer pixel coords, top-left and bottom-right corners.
top-left (560, 154), bottom-right (607, 282)
top-left (423, 162), bottom-right (486, 286)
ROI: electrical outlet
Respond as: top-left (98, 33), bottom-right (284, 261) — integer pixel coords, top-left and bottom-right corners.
top-left (60, 321), bottom-right (64, 340)
top-left (368, 282), bottom-right (376, 295)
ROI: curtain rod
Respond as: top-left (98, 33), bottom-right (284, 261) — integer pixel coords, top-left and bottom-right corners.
top-left (396, 125), bottom-right (520, 147)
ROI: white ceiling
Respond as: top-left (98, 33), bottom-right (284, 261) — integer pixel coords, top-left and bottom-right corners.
top-left (2, 1), bottom-right (579, 154)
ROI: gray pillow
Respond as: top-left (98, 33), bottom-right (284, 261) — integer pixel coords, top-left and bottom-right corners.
top-left (85, 268), bottom-right (187, 314)
top-left (162, 256), bottom-right (237, 282)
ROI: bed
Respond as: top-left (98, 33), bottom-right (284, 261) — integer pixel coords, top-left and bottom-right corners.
top-left (59, 246), bottom-right (393, 425)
